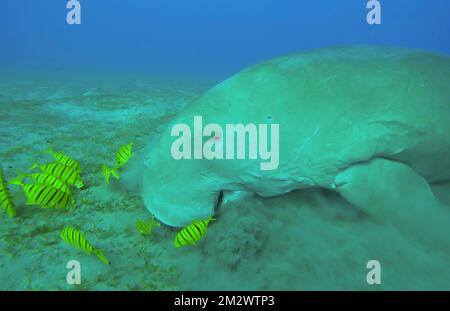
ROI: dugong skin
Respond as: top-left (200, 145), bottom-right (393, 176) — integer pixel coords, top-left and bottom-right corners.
top-left (142, 46), bottom-right (450, 227)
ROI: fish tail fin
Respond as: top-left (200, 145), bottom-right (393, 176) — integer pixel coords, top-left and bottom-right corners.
top-left (75, 180), bottom-right (84, 189)
top-left (44, 145), bottom-right (53, 155)
top-left (93, 249), bottom-right (110, 265)
top-left (28, 163), bottom-right (40, 172)
top-left (151, 215), bottom-right (161, 227)
top-left (102, 164), bottom-right (111, 185)
top-left (5, 204), bottom-right (16, 218)
top-left (8, 173), bottom-right (25, 186)
top-left (111, 167), bottom-right (120, 180)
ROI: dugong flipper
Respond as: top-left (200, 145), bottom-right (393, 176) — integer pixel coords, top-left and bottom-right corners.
top-left (142, 46), bottom-right (450, 231)
top-left (335, 158), bottom-right (450, 245)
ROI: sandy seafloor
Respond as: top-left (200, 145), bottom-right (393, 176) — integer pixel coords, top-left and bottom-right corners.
top-left (1, 76), bottom-right (450, 290)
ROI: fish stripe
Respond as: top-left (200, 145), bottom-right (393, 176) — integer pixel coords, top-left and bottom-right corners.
top-left (183, 228), bottom-right (196, 241)
top-left (68, 228), bottom-right (74, 243)
top-left (196, 222), bottom-right (206, 232)
top-left (61, 166), bottom-right (71, 179)
top-left (64, 193), bottom-right (71, 207)
top-left (54, 165), bottom-right (63, 178)
top-left (68, 169), bottom-right (77, 183)
top-left (25, 185), bottom-right (35, 197)
top-left (54, 164), bottom-right (63, 177)
top-left (51, 189), bottom-right (63, 207)
top-left (36, 186), bottom-right (52, 205)
top-left (176, 235), bottom-right (182, 246)
top-left (60, 165), bottom-right (70, 179)
top-left (35, 174), bottom-right (43, 183)
top-left (178, 230), bottom-right (188, 242)
top-left (56, 190), bottom-right (66, 206)
top-left (68, 230), bottom-right (73, 243)
top-left (81, 235), bottom-right (87, 249)
top-left (43, 187), bottom-right (56, 206)
top-left (61, 156), bottom-right (69, 165)
top-left (77, 231), bottom-right (82, 248)
top-left (67, 167), bottom-right (77, 181)
top-left (1, 196), bottom-right (8, 206)
top-left (67, 228), bottom-right (72, 243)
top-left (39, 185), bottom-right (55, 203)
top-left (29, 185), bottom-right (39, 198)
top-left (188, 226), bottom-right (201, 240)
top-left (33, 185), bottom-right (45, 200)
top-left (42, 187), bottom-right (60, 207)
top-left (63, 193), bottom-right (72, 208)
top-left (50, 177), bottom-right (59, 187)
top-left (59, 165), bottom-right (67, 178)
top-left (43, 188), bottom-right (58, 206)
top-left (180, 230), bottom-right (192, 242)
top-left (50, 164), bottom-right (58, 175)
top-left (186, 227), bottom-right (198, 240)
top-left (70, 228), bottom-right (76, 244)
top-left (76, 232), bottom-right (81, 246)
top-left (193, 223), bottom-right (205, 237)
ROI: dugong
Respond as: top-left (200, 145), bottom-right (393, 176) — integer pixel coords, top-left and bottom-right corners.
top-left (142, 46), bottom-right (450, 233)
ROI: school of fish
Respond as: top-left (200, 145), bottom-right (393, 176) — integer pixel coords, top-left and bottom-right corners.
top-left (1, 140), bottom-right (217, 267)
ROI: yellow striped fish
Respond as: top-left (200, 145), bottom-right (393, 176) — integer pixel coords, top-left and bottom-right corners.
top-left (11, 172), bottom-right (70, 194)
top-left (30, 162), bottom-right (84, 189)
top-left (19, 183), bottom-right (74, 209)
top-left (102, 164), bottom-right (120, 185)
top-left (45, 146), bottom-right (81, 172)
top-left (136, 216), bottom-right (160, 236)
top-left (174, 216), bottom-right (215, 248)
top-left (29, 173), bottom-right (70, 193)
top-left (114, 139), bottom-right (134, 169)
top-left (61, 226), bottom-right (110, 265)
top-left (0, 167), bottom-right (16, 217)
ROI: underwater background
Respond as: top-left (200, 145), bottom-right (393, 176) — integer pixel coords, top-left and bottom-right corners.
top-left (1, 0), bottom-right (450, 290)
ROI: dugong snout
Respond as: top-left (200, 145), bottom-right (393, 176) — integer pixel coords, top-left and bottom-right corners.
top-left (142, 158), bottom-right (222, 227)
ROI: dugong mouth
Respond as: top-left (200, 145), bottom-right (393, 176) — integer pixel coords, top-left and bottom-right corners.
top-left (142, 181), bottom-right (225, 227)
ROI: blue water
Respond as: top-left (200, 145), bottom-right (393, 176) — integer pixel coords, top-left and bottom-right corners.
top-left (1, 1), bottom-right (450, 291)
top-left (2, 0), bottom-right (450, 77)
